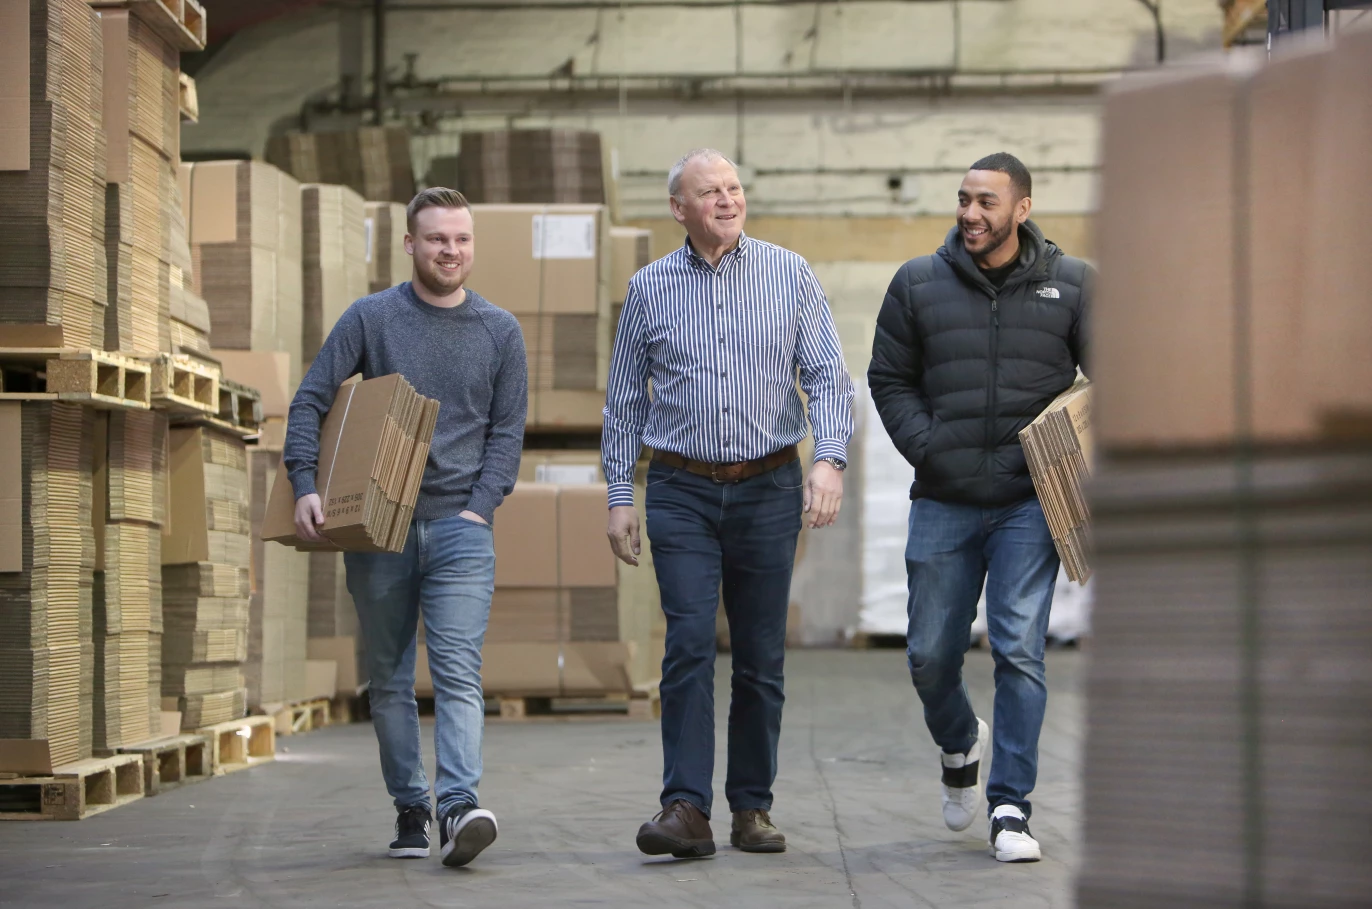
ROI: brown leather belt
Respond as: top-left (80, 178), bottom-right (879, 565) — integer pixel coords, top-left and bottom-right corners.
top-left (652, 444), bottom-right (799, 484)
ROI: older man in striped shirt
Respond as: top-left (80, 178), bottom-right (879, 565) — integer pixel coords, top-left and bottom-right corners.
top-left (602, 148), bottom-right (855, 859)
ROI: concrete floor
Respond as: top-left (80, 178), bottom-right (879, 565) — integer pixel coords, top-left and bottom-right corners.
top-left (0, 649), bottom-right (1083, 909)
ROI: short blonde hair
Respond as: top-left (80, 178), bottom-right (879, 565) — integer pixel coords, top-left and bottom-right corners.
top-left (406, 187), bottom-right (471, 234)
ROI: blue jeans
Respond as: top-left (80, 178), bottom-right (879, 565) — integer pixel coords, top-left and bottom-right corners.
top-left (645, 458), bottom-right (804, 817)
top-left (904, 495), bottom-right (1059, 818)
top-left (344, 514), bottom-right (495, 818)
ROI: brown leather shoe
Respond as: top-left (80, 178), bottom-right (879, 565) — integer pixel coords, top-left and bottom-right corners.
top-left (636, 799), bottom-right (716, 858)
top-left (731, 809), bottom-right (786, 853)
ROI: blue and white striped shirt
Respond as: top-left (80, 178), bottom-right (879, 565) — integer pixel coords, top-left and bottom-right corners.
top-left (601, 233), bottom-right (855, 508)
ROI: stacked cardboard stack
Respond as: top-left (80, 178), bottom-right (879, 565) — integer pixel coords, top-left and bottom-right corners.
top-left (0, 402), bottom-right (95, 767)
top-left (457, 130), bottom-right (606, 205)
top-left (1019, 379), bottom-right (1093, 582)
top-left (264, 127), bottom-right (415, 204)
top-left (166, 177), bottom-right (212, 354)
top-left (90, 410), bottom-right (165, 749)
top-left (301, 183), bottom-right (368, 369)
top-left (160, 426), bottom-right (251, 729)
top-left (364, 201), bottom-right (408, 294)
top-left (99, 9), bottom-right (178, 354)
top-left (262, 374), bottom-right (440, 553)
top-left (609, 226), bottom-right (652, 347)
top-left (1078, 34), bottom-right (1372, 909)
top-left (244, 448), bottom-right (308, 707)
top-left (0, 0), bottom-right (107, 348)
top-left (179, 160), bottom-right (304, 385)
top-left (471, 204), bottom-right (613, 429)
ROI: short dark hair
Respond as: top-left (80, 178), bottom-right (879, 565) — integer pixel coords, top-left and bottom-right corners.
top-left (969, 153), bottom-right (1032, 200)
top-left (406, 187), bottom-right (471, 234)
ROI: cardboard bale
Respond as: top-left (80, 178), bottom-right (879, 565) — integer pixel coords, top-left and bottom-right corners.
top-left (161, 425), bottom-right (250, 565)
top-left (261, 374), bottom-right (440, 553)
top-left (458, 130), bottom-right (606, 205)
top-left (0, 0), bottom-right (107, 348)
top-left (265, 127), bottom-right (415, 204)
top-left (301, 183), bottom-right (368, 368)
top-left (364, 201), bottom-right (409, 294)
top-left (245, 449), bottom-right (309, 707)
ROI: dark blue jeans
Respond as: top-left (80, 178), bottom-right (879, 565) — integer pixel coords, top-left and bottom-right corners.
top-left (645, 457), bottom-right (804, 818)
top-left (904, 495), bottom-right (1059, 818)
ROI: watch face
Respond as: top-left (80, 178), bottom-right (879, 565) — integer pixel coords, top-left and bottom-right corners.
top-left (828, 458), bottom-right (847, 471)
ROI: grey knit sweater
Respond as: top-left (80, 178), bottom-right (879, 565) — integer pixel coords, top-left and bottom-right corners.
top-left (284, 282), bottom-right (528, 524)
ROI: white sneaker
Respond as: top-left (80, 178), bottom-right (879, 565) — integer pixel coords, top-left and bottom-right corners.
top-left (988, 804), bottom-right (1041, 863)
top-left (940, 717), bottom-right (989, 832)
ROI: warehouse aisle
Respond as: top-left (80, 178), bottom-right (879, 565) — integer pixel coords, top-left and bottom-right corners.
top-left (0, 650), bottom-right (1082, 909)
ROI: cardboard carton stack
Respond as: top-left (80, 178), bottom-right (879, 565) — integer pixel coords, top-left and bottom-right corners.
top-left (1078, 35), bottom-right (1372, 909)
top-left (609, 226), bottom-right (652, 343)
top-left (364, 201), bottom-right (409, 294)
top-left (179, 160), bottom-right (304, 385)
top-left (261, 374), bottom-right (440, 553)
top-left (301, 183), bottom-right (368, 369)
top-left (457, 130), bottom-right (607, 205)
top-left (0, 0), bottom-right (108, 349)
top-left (470, 204), bottom-right (613, 429)
top-left (99, 8), bottom-right (178, 354)
top-left (264, 127), bottom-right (415, 204)
top-left (166, 177), bottom-right (212, 353)
top-left (0, 402), bottom-right (96, 767)
top-left (1019, 379), bottom-right (1093, 582)
top-left (90, 410), bottom-right (165, 749)
top-left (244, 448), bottom-right (308, 707)
top-left (160, 426), bottom-right (251, 729)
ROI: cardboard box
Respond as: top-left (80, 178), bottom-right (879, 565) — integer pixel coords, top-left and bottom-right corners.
top-left (516, 449), bottom-right (603, 484)
top-left (213, 350), bottom-right (292, 419)
top-left (307, 635), bottom-right (360, 694)
top-left (609, 226), bottom-right (652, 305)
top-left (161, 426), bottom-right (250, 566)
top-left (261, 374), bottom-right (440, 552)
top-left (493, 484), bottom-right (559, 587)
top-left (364, 201), bottom-right (409, 294)
top-left (469, 204), bottom-right (609, 315)
top-left (415, 641), bottom-right (633, 698)
top-left (1020, 380), bottom-right (1093, 583)
top-left (303, 659), bottom-right (338, 701)
top-left (457, 130), bottom-right (607, 206)
top-left (302, 183), bottom-right (368, 367)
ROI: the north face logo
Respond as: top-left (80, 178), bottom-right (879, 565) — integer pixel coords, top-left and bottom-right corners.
top-left (1035, 287), bottom-right (1060, 299)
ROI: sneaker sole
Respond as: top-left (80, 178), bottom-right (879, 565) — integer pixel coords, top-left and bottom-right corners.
top-left (636, 831), bottom-right (717, 859)
top-left (388, 846), bottom-right (430, 858)
top-left (990, 844), bottom-right (1042, 863)
top-left (441, 814), bottom-right (498, 868)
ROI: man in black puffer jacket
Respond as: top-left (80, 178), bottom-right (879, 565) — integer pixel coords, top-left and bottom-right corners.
top-left (868, 153), bottom-right (1091, 864)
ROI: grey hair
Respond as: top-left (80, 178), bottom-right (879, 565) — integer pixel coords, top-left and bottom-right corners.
top-left (667, 148), bottom-right (737, 200)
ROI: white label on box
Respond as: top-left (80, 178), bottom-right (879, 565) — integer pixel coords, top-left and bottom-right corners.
top-left (535, 464), bottom-right (600, 485)
top-left (364, 217), bottom-right (375, 264)
top-left (532, 214), bottom-right (596, 260)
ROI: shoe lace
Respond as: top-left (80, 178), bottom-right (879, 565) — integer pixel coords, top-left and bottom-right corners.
top-left (398, 805), bottom-right (430, 835)
top-left (741, 809), bottom-right (774, 829)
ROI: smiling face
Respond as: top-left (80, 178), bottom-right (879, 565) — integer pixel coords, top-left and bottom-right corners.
top-left (405, 205), bottom-right (474, 298)
top-left (669, 156), bottom-right (746, 254)
top-left (956, 169), bottom-right (1032, 265)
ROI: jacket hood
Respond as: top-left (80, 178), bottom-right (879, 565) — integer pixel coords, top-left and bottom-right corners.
top-left (938, 219), bottom-right (1061, 292)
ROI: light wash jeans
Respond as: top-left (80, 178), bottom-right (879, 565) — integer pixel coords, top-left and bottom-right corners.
top-left (344, 514), bottom-right (495, 818)
top-left (904, 495), bottom-right (1059, 818)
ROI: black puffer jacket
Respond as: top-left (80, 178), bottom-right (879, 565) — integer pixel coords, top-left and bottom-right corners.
top-left (868, 220), bottom-right (1091, 507)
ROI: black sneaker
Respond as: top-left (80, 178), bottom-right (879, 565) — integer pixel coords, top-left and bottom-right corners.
top-left (389, 803), bottom-right (432, 858)
top-left (439, 804), bottom-right (498, 868)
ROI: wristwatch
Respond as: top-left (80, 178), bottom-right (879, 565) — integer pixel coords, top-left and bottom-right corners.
top-left (820, 457), bottom-right (847, 471)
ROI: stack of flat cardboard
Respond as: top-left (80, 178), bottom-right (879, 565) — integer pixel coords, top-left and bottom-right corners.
top-left (244, 448), bottom-right (308, 707)
top-left (264, 127), bottom-right (415, 204)
top-left (179, 160), bottom-right (304, 385)
top-left (166, 173), bottom-right (211, 354)
top-left (458, 130), bottom-right (606, 205)
top-left (0, 0), bottom-right (108, 349)
top-left (364, 201), bottom-right (408, 294)
top-left (160, 425), bottom-right (251, 729)
top-left (0, 402), bottom-right (95, 767)
top-left (470, 204), bottom-right (612, 429)
top-left (1079, 34), bottom-right (1372, 909)
top-left (261, 374), bottom-right (440, 553)
top-left (99, 9), bottom-right (178, 355)
top-left (90, 410), bottom-right (164, 749)
top-left (1019, 380), bottom-right (1093, 582)
top-left (301, 183), bottom-right (368, 369)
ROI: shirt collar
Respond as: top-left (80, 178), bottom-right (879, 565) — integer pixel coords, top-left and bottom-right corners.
top-left (683, 232), bottom-right (750, 270)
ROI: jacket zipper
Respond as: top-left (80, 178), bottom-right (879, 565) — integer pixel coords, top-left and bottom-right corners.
top-left (986, 294), bottom-right (1000, 498)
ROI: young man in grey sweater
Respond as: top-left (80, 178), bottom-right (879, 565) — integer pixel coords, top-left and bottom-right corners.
top-left (284, 188), bottom-right (527, 868)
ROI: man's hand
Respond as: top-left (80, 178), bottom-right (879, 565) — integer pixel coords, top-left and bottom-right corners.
top-left (294, 493), bottom-right (326, 543)
top-left (459, 510), bottom-right (488, 525)
top-left (803, 460), bottom-right (844, 529)
top-left (607, 505), bottom-right (641, 566)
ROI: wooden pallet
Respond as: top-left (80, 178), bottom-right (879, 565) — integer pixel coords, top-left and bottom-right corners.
top-left (0, 348), bottom-right (152, 410)
top-left (143, 352), bottom-right (218, 415)
top-left (85, 0), bottom-right (206, 50)
top-left (201, 715), bottom-right (275, 776)
top-left (218, 378), bottom-right (263, 433)
top-left (110, 733), bottom-right (211, 796)
top-left (489, 683), bottom-right (661, 722)
top-left (260, 699), bottom-right (332, 736)
top-left (0, 754), bottom-right (144, 821)
top-left (178, 71), bottom-right (198, 123)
